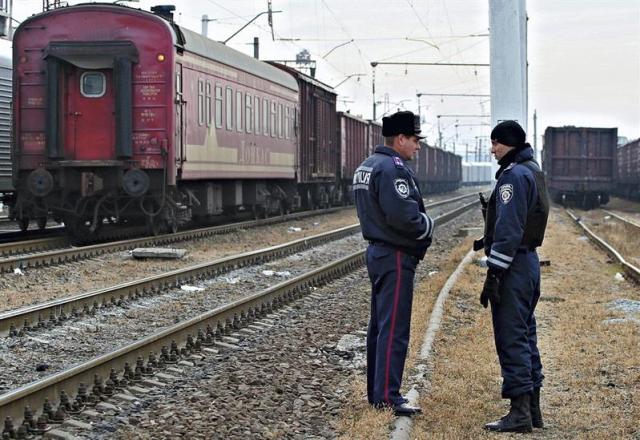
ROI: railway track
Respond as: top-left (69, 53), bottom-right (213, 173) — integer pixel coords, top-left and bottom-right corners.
top-left (0, 195), bottom-right (479, 432)
top-left (567, 209), bottom-right (640, 282)
top-left (0, 192), bottom-right (479, 271)
top-left (602, 209), bottom-right (640, 230)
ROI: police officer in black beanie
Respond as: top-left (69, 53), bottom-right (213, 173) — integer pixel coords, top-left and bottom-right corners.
top-left (480, 120), bottom-right (550, 432)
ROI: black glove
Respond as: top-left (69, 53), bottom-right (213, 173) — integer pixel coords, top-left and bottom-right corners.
top-left (479, 193), bottom-right (488, 221)
top-left (480, 268), bottom-right (502, 308)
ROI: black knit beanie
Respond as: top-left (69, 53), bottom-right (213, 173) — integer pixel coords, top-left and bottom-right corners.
top-left (491, 120), bottom-right (527, 149)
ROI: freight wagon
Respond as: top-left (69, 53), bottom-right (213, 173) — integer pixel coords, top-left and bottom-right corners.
top-left (542, 126), bottom-right (617, 208)
top-left (616, 138), bottom-right (640, 200)
top-left (413, 142), bottom-right (462, 194)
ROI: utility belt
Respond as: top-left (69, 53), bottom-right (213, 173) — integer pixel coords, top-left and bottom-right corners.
top-left (368, 240), bottom-right (421, 259)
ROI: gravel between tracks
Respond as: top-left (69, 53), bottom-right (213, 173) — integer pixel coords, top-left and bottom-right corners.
top-left (0, 211), bottom-right (359, 313)
top-left (0, 201), bottom-right (470, 393)
top-left (0, 189), bottom-right (480, 314)
top-left (55, 208), bottom-right (482, 439)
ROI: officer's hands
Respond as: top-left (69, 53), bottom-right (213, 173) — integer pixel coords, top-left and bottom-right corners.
top-left (480, 268), bottom-right (502, 308)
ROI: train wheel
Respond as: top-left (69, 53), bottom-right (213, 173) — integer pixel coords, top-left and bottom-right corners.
top-left (18, 218), bottom-right (29, 232)
top-left (37, 217), bottom-right (47, 231)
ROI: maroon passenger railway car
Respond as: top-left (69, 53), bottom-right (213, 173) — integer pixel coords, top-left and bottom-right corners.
top-left (9, 3), bottom-right (462, 239)
top-left (11, 4), bottom-right (301, 238)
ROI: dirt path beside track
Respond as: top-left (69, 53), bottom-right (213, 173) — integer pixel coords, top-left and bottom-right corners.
top-left (411, 208), bottom-right (639, 439)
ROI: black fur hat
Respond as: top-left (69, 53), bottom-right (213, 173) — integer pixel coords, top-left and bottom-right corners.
top-left (382, 111), bottom-right (425, 139)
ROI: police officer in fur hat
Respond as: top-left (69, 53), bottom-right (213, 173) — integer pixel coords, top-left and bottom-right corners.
top-left (352, 111), bottom-right (435, 416)
top-left (480, 120), bottom-right (550, 432)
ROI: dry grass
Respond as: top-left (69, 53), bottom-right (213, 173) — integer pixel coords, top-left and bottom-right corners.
top-left (411, 208), bottom-right (639, 439)
top-left (336, 237), bottom-right (476, 440)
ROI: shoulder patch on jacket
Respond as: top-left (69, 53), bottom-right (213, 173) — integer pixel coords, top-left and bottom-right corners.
top-left (499, 183), bottom-right (514, 204)
top-left (394, 178), bottom-right (410, 198)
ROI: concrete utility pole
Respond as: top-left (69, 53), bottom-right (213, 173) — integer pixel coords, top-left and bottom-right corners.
top-left (533, 108), bottom-right (538, 159)
top-left (489, 0), bottom-right (528, 132)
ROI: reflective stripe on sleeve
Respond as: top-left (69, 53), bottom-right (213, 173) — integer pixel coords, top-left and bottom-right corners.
top-left (490, 249), bottom-right (514, 263)
top-left (487, 257), bottom-right (510, 269)
top-left (417, 212), bottom-right (433, 240)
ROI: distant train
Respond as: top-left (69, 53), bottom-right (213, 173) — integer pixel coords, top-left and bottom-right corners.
top-left (542, 126), bottom-right (618, 208)
top-left (461, 162), bottom-right (493, 186)
top-left (7, 3), bottom-right (461, 239)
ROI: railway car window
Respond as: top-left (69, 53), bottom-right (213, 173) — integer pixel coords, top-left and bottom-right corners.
top-left (236, 91), bottom-right (243, 132)
top-left (263, 99), bottom-right (269, 136)
top-left (215, 85), bottom-right (223, 128)
top-left (197, 79), bottom-right (205, 126)
top-left (285, 107), bottom-right (290, 139)
top-left (205, 81), bottom-right (212, 127)
top-left (245, 94), bottom-right (252, 133)
top-left (270, 101), bottom-right (277, 137)
top-left (278, 104), bottom-right (284, 138)
top-left (81, 72), bottom-right (106, 98)
top-left (226, 87), bottom-right (233, 130)
top-left (254, 96), bottom-right (260, 134)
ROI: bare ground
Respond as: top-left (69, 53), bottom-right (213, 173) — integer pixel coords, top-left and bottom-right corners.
top-left (338, 207), bottom-right (639, 439)
top-left (412, 208), bottom-right (639, 439)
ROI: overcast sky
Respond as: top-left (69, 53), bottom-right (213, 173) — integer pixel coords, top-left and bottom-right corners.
top-left (12, 0), bottom-right (640, 156)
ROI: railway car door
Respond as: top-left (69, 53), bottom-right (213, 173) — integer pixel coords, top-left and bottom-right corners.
top-left (64, 68), bottom-right (115, 160)
top-left (175, 64), bottom-right (185, 168)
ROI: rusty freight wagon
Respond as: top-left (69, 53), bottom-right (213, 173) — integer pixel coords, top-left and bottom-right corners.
top-left (542, 126), bottom-right (617, 208)
top-left (367, 120), bottom-right (383, 156)
top-left (270, 64), bottom-right (339, 208)
top-left (616, 138), bottom-right (640, 200)
top-left (338, 111), bottom-right (368, 203)
top-left (414, 142), bottom-right (462, 194)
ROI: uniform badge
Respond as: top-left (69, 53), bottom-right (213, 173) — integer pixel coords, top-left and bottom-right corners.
top-left (393, 157), bottom-right (404, 168)
top-left (394, 178), bottom-right (410, 198)
top-left (499, 184), bottom-right (513, 204)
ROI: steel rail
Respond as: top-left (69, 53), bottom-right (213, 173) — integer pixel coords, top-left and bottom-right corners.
top-left (0, 223), bottom-right (360, 337)
top-left (567, 210), bottom-right (640, 283)
top-left (0, 193), bottom-right (480, 273)
top-left (602, 210), bottom-right (640, 230)
top-left (0, 235), bottom-right (68, 257)
top-left (0, 195), bottom-right (478, 337)
top-left (0, 207), bottom-right (344, 273)
top-left (0, 199), bottom-right (479, 428)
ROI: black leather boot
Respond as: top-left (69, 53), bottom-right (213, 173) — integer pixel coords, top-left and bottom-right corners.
top-left (531, 388), bottom-right (543, 428)
top-left (484, 393), bottom-right (533, 433)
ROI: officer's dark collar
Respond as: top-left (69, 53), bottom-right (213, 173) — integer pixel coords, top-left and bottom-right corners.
top-left (374, 145), bottom-right (401, 157)
top-left (495, 146), bottom-right (534, 179)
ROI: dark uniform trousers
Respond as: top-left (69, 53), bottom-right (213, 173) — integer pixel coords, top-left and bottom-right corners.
top-left (366, 244), bottom-right (418, 405)
top-left (491, 249), bottom-right (544, 398)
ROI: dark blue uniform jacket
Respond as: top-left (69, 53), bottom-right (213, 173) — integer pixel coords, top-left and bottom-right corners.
top-left (353, 145), bottom-right (434, 260)
top-left (486, 147), bottom-right (539, 272)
